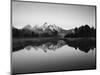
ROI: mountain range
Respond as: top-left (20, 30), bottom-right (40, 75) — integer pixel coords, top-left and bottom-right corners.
top-left (13, 23), bottom-right (75, 37)
top-left (23, 22), bottom-right (62, 32)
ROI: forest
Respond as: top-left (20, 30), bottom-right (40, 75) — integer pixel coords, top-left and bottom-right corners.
top-left (65, 25), bottom-right (96, 38)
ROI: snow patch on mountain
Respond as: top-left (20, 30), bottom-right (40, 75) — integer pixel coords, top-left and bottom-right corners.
top-left (23, 22), bottom-right (62, 32)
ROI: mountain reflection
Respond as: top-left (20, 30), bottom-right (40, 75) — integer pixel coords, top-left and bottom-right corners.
top-left (13, 38), bottom-right (96, 53)
top-left (24, 40), bottom-right (66, 53)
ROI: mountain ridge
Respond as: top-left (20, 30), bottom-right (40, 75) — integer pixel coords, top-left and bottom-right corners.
top-left (12, 23), bottom-right (75, 37)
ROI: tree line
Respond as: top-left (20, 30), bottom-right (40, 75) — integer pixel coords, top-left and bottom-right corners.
top-left (12, 27), bottom-right (58, 38)
top-left (12, 24), bottom-right (96, 38)
top-left (65, 25), bottom-right (96, 38)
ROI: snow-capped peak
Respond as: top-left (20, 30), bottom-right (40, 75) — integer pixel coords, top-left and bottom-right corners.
top-left (22, 23), bottom-right (62, 32)
top-left (39, 22), bottom-right (62, 32)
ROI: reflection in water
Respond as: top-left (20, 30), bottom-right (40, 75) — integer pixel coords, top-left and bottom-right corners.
top-left (13, 38), bottom-right (96, 53)
top-left (12, 38), bottom-right (96, 74)
top-left (24, 40), bottom-right (66, 53)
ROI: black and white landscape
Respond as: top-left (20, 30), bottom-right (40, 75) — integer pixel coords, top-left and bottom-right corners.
top-left (12, 1), bottom-right (96, 75)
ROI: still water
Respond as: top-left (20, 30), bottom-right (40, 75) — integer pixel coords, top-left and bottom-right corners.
top-left (12, 39), bottom-right (96, 74)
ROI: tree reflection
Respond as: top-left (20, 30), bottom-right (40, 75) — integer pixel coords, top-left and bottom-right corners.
top-left (64, 38), bottom-right (96, 53)
top-left (13, 38), bottom-right (96, 53)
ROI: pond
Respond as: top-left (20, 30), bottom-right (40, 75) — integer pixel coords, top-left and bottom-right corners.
top-left (12, 38), bottom-right (96, 74)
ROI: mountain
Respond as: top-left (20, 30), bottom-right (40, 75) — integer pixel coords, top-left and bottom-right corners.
top-left (12, 24), bottom-right (96, 38)
top-left (22, 23), bottom-right (61, 31)
top-left (23, 24), bottom-right (32, 30)
top-left (13, 23), bottom-right (75, 38)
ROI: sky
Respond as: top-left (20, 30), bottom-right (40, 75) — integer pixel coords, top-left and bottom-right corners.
top-left (12, 1), bottom-right (96, 30)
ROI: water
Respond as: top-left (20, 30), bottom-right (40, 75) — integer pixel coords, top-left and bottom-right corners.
top-left (12, 38), bottom-right (96, 74)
